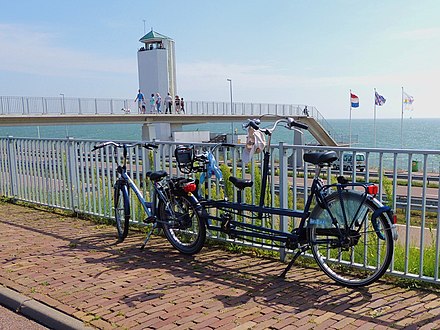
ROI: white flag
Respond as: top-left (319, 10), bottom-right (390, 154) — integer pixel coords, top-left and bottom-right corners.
top-left (403, 91), bottom-right (414, 111)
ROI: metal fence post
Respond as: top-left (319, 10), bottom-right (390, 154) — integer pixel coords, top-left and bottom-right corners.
top-left (21, 97), bottom-right (25, 115)
top-left (66, 137), bottom-right (80, 212)
top-left (279, 142), bottom-right (288, 261)
top-left (6, 136), bottom-right (18, 197)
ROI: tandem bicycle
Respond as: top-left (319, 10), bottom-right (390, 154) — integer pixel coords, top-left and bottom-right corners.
top-left (174, 115), bottom-right (398, 287)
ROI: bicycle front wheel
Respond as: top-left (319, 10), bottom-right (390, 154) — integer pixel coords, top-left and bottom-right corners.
top-left (308, 190), bottom-right (394, 287)
top-left (114, 183), bottom-right (130, 242)
top-left (161, 194), bottom-right (206, 255)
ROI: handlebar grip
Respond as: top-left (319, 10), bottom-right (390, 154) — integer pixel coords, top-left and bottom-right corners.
top-left (286, 117), bottom-right (308, 130)
top-left (292, 121), bottom-right (308, 130)
top-left (144, 143), bottom-right (158, 150)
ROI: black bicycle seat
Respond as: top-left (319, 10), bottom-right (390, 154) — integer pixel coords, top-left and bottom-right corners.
top-left (229, 176), bottom-right (253, 190)
top-left (303, 151), bottom-right (338, 165)
top-left (147, 170), bottom-right (168, 181)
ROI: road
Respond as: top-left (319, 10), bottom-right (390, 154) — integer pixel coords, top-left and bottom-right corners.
top-left (0, 304), bottom-right (48, 330)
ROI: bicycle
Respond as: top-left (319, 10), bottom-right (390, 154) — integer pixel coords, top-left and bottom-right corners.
top-left (92, 141), bottom-right (206, 254)
top-left (175, 115), bottom-right (398, 287)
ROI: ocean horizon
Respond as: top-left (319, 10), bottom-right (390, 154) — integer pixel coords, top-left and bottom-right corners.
top-left (0, 118), bottom-right (439, 151)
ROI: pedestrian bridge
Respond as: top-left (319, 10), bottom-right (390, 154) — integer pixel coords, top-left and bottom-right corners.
top-left (0, 96), bottom-right (341, 146)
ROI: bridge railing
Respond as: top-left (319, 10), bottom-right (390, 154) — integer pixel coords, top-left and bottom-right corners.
top-left (0, 136), bottom-right (439, 284)
top-left (0, 96), bottom-right (347, 144)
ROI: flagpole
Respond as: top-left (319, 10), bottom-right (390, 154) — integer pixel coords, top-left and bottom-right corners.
top-left (400, 86), bottom-right (404, 148)
top-left (349, 89), bottom-right (352, 146)
top-left (374, 88), bottom-right (377, 148)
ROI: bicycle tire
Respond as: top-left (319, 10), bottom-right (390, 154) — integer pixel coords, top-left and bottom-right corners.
top-left (308, 190), bottom-right (394, 287)
top-left (114, 183), bottom-right (130, 241)
top-left (161, 194), bottom-right (206, 255)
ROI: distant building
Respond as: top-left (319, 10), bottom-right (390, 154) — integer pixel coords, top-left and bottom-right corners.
top-left (137, 30), bottom-right (176, 101)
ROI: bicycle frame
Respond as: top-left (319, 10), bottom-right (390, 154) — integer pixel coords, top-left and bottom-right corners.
top-left (116, 168), bottom-right (155, 220)
top-left (200, 158), bottom-right (322, 249)
top-left (187, 117), bottom-right (389, 251)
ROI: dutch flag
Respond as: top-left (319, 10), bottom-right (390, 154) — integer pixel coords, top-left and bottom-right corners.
top-left (350, 93), bottom-right (359, 108)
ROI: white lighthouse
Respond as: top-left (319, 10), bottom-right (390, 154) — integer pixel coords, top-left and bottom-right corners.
top-left (137, 30), bottom-right (176, 103)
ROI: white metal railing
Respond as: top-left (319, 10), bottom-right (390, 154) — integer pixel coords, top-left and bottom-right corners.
top-left (1, 136), bottom-right (439, 283)
top-left (0, 96), bottom-right (349, 144)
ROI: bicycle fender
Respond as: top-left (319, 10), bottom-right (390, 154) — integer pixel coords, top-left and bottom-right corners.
top-left (185, 193), bottom-right (209, 218)
top-left (371, 206), bottom-right (391, 241)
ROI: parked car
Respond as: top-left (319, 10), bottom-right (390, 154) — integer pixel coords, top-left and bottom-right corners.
top-left (332, 153), bottom-right (366, 172)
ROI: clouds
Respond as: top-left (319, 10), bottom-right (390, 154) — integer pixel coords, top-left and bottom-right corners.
top-left (391, 27), bottom-right (440, 41)
top-left (0, 24), bottom-right (135, 77)
top-left (0, 18), bottom-right (439, 118)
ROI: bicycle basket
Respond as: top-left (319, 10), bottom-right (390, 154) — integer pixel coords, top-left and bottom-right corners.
top-left (175, 145), bottom-right (194, 174)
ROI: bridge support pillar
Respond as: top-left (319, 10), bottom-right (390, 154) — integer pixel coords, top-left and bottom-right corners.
top-left (141, 122), bottom-right (183, 141)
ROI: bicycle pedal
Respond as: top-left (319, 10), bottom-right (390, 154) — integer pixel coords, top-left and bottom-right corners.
top-left (143, 216), bottom-right (156, 223)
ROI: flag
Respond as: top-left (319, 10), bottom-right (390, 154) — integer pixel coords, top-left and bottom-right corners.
top-left (403, 92), bottom-right (414, 105)
top-left (350, 93), bottom-right (359, 108)
top-left (403, 91), bottom-right (414, 110)
top-left (375, 91), bottom-right (386, 106)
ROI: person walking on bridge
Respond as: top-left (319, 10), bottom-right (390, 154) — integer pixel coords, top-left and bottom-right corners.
top-left (156, 93), bottom-right (162, 113)
top-left (165, 93), bottom-right (173, 114)
top-left (149, 94), bottom-right (156, 113)
top-left (134, 89), bottom-right (145, 114)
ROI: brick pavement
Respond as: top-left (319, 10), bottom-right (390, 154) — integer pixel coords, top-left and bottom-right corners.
top-left (1, 202), bottom-right (440, 329)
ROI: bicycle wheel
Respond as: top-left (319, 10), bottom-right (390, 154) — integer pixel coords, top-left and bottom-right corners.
top-left (114, 183), bottom-right (130, 241)
top-left (161, 194), bottom-right (206, 255)
top-left (308, 190), bottom-right (394, 287)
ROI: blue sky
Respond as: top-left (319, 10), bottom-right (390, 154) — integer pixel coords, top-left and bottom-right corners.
top-left (1, 0), bottom-right (439, 119)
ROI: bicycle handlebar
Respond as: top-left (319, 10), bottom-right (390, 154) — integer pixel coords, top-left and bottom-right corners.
top-left (243, 116), bottom-right (308, 133)
top-left (91, 141), bottom-right (158, 152)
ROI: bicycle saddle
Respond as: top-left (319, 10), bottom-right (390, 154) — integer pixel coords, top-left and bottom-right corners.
top-left (146, 170), bottom-right (168, 181)
top-left (229, 176), bottom-right (253, 190)
top-left (303, 151), bottom-right (338, 165)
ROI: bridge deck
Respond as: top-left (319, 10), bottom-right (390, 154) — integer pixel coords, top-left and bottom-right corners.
top-left (0, 114), bottom-right (338, 146)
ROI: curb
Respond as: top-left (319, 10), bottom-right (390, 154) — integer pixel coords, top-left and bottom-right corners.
top-left (0, 286), bottom-right (93, 330)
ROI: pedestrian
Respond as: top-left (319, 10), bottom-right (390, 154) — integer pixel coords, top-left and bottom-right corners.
top-left (175, 95), bottom-right (181, 114)
top-left (156, 93), bottom-right (162, 113)
top-left (134, 89), bottom-right (145, 113)
top-left (180, 97), bottom-right (185, 114)
top-left (164, 93), bottom-right (173, 114)
top-left (149, 94), bottom-right (156, 113)
top-left (303, 105), bottom-right (309, 117)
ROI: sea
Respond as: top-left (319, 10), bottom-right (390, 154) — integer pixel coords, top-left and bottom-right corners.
top-left (0, 118), bottom-right (438, 151)
top-left (1, 118), bottom-right (439, 172)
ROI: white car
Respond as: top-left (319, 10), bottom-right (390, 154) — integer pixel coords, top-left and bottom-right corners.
top-left (332, 153), bottom-right (366, 172)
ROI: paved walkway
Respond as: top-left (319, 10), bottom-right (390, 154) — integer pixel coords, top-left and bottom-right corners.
top-left (1, 202), bottom-right (440, 329)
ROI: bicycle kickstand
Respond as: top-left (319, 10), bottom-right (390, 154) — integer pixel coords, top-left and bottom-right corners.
top-left (140, 223), bottom-right (157, 250)
top-left (279, 246), bottom-right (307, 278)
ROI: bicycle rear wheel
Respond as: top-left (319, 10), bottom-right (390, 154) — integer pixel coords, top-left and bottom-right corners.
top-left (161, 194), bottom-right (206, 255)
top-left (114, 183), bottom-right (130, 241)
top-left (308, 190), bottom-right (394, 287)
